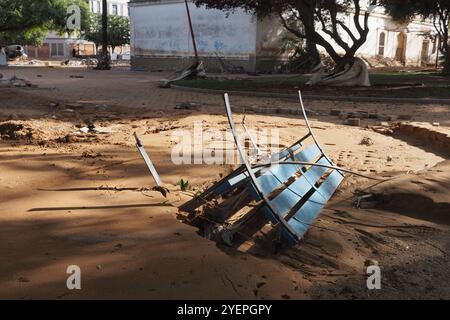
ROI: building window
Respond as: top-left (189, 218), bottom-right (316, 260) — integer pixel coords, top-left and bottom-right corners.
top-left (51, 43), bottom-right (64, 57)
top-left (378, 32), bottom-right (386, 56)
top-left (112, 4), bottom-right (118, 15)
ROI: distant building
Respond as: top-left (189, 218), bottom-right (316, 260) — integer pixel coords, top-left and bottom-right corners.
top-left (26, 0), bottom-right (130, 61)
top-left (129, 0), bottom-right (438, 72)
top-left (88, 0), bottom-right (130, 17)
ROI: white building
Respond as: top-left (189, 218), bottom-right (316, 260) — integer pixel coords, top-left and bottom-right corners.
top-left (26, 0), bottom-right (130, 60)
top-left (129, 0), bottom-right (437, 72)
top-left (89, 0), bottom-right (129, 16)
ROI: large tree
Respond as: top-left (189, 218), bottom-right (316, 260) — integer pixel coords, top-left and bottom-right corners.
top-left (0, 0), bottom-right (89, 46)
top-left (194, 0), bottom-right (375, 72)
top-left (85, 14), bottom-right (130, 53)
top-left (381, 0), bottom-right (450, 75)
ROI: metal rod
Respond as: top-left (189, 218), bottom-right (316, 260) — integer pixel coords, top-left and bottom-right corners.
top-left (184, 0), bottom-right (199, 62)
top-left (224, 93), bottom-right (299, 242)
top-left (252, 161), bottom-right (383, 181)
top-left (134, 133), bottom-right (162, 187)
top-left (298, 90), bottom-right (341, 175)
top-left (242, 115), bottom-right (263, 157)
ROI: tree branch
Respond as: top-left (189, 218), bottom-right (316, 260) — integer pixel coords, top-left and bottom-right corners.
top-left (337, 20), bottom-right (357, 44)
top-left (315, 5), bottom-right (350, 52)
top-left (278, 12), bottom-right (306, 39)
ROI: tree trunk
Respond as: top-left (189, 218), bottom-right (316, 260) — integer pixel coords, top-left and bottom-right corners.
top-left (101, 0), bottom-right (108, 55)
top-left (306, 39), bottom-right (321, 68)
top-left (335, 52), bottom-right (356, 73)
top-left (442, 28), bottom-right (450, 75)
top-left (95, 0), bottom-right (111, 70)
top-left (443, 48), bottom-right (450, 75)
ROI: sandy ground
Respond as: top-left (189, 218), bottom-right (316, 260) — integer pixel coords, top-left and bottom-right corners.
top-left (0, 66), bottom-right (449, 299)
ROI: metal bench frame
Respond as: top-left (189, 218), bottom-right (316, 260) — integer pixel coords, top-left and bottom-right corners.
top-left (224, 92), bottom-right (345, 244)
top-left (180, 91), bottom-right (358, 246)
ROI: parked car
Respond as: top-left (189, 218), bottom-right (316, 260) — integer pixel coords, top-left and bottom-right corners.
top-left (4, 45), bottom-right (26, 60)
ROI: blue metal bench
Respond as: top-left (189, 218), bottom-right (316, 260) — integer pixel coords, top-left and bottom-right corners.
top-left (223, 92), bottom-right (346, 245)
top-left (180, 91), bottom-right (364, 246)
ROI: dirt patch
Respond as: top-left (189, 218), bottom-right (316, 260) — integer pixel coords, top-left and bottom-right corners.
top-left (394, 122), bottom-right (450, 156)
top-left (0, 67), bottom-right (449, 300)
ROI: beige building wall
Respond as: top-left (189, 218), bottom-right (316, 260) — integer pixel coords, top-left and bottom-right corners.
top-left (130, 1), bottom-right (437, 72)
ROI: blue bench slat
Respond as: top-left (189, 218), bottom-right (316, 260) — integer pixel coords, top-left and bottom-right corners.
top-left (257, 165), bottom-right (298, 196)
top-left (287, 170), bottom-right (344, 239)
top-left (269, 158), bottom-right (329, 216)
top-left (227, 143), bottom-right (321, 199)
top-left (274, 143), bottom-right (302, 161)
top-left (269, 188), bottom-right (302, 218)
top-left (316, 168), bottom-right (344, 202)
top-left (255, 144), bottom-right (323, 197)
top-left (299, 157), bottom-right (330, 191)
top-left (295, 143), bottom-right (321, 162)
top-left (227, 167), bottom-right (260, 187)
top-left (226, 140), bottom-right (316, 190)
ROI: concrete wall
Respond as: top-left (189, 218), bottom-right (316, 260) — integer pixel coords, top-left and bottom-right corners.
top-left (130, 1), bottom-right (436, 72)
top-left (130, 0), bottom-right (257, 71)
top-left (254, 17), bottom-right (290, 71)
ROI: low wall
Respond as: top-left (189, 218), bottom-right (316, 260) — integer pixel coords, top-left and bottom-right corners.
top-left (131, 55), bottom-right (257, 72)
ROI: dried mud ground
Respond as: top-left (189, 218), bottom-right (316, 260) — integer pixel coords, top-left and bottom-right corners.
top-left (0, 66), bottom-right (449, 300)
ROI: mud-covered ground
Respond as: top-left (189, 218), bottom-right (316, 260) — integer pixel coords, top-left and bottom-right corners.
top-left (0, 66), bottom-right (449, 299)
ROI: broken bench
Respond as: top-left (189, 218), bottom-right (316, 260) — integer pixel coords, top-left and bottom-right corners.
top-left (180, 92), bottom-right (347, 246)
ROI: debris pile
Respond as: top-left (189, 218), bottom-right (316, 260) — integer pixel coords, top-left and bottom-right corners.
top-left (62, 58), bottom-right (98, 67)
top-left (7, 76), bottom-right (36, 88)
top-left (0, 122), bottom-right (33, 140)
top-left (27, 59), bottom-right (45, 66)
top-left (359, 136), bottom-right (374, 146)
top-left (362, 56), bottom-right (404, 68)
top-left (158, 61), bottom-right (206, 88)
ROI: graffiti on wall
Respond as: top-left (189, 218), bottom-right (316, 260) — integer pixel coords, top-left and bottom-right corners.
top-left (131, 3), bottom-right (257, 57)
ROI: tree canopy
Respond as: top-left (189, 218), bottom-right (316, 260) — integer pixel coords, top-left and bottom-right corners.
top-left (84, 14), bottom-right (130, 53)
top-left (0, 0), bottom-right (89, 46)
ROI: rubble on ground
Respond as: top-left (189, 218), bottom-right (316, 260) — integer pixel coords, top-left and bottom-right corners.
top-left (62, 58), bottom-right (98, 67)
top-left (9, 76), bottom-right (35, 88)
top-left (362, 56), bottom-right (404, 68)
top-left (0, 122), bottom-right (33, 140)
top-left (359, 136), bottom-right (374, 146)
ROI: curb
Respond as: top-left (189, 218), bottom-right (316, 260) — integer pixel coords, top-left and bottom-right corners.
top-left (171, 84), bottom-right (450, 105)
top-left (395, 123), bottom-right (450, 156)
